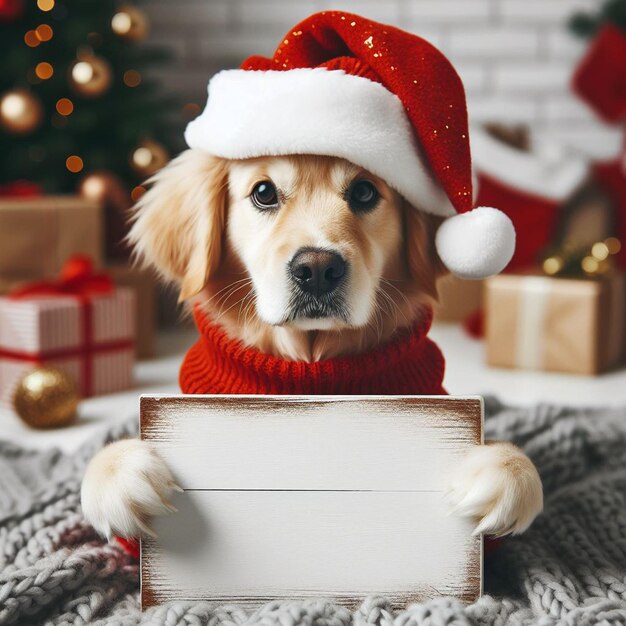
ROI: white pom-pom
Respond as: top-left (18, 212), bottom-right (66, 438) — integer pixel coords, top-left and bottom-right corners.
top-left (435, 206), bottom-right (515, 279)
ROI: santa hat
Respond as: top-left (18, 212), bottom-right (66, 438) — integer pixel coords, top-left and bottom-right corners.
top-left (185, 11), bottom-right (515, 279)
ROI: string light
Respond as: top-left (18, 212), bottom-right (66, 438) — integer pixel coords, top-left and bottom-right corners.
top-left (37, 0), bottom-right (55, 11)
top-left (123, 69), bottom-right (141, 87)
top-left (581, 256), bottom-right (599, 274)
top-left (24, 31), bottom-right (40, 47)
top-left (542, 256), bottom-right (564, 276)
top-left (542, 237), bottom-right (622, 278)
top-left (35, 62), bottom-right (54, 80)
top-left (591, 241), bottom-right (609, 261)
top-left (55, 98), bottom-right (74, 116)
top-left (66, 155), bottom-right (84, 173)
top-left (35, 24), bottom-right (53, 41)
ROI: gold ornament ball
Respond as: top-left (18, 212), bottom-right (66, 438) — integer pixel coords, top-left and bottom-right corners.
top-left (70, 56), bottom-right (113, 98)
top-left (111, 4), bottom-right (149, 41)
top-left (130, 139), bottom-right (169, 177)
top-left (0, 89), bottom-right (43, 135)
top-left (13, 367), bottom-right (79, 429)
top-left (78, 170), bottom-right (132, 213)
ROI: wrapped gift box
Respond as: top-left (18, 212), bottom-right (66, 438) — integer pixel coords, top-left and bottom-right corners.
top-left (107, 264), bottom-right (157, 359)
top-left (485, 272), bottom-right (625, 375)
top-left (0, 288), bottom-right (135, 405)
top-left (0, 196), bottom-right (103, 279)
top-left (433, 275), bottom-right (484, 323)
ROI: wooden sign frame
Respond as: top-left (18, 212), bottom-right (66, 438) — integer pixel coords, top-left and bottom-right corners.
top-left (140, 395), bottom-right (483, 610)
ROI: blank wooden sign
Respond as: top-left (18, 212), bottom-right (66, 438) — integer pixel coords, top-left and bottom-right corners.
top-left (140, 395), bottom-right (483, 609)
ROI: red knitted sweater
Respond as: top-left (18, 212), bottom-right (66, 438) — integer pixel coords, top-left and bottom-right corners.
top-left (179, 306), bottom-right (446, 395)
top-left (119, 307), bottom-right (447, 557)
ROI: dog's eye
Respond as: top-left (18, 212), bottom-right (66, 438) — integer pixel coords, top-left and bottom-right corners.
top-left (251, 181), bottom-right (279, 210)
top-left (347, 180), bottom-right (380, 213)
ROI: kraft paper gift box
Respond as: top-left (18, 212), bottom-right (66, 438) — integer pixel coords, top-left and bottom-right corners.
top-left (0, 269), bottom-right (135, 406)
top-left (433, 275), bottom-right (484, 323)
top-left (107, 264), bottom-right (157, 359)
top-left (0, 196), bottom-right (103, 279)
top-left (485, 273), bottom-right (625, 375)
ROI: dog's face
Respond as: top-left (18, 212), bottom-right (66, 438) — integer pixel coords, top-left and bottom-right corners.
top-left (130, 150), bottom-right (443, 359)
top-left (226, 156), bottom-right (405, 330)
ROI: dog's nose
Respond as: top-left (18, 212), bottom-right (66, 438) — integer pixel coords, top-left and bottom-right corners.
top-left (290, 248), bottom-right (346, 297)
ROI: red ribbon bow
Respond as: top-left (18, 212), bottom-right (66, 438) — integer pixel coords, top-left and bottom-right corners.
top-left (5, 255), bottom-right (130, 397)
top-left (10, 255), bottom-right (114, 300)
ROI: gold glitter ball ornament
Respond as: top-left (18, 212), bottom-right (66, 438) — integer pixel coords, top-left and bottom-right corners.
top-left (70, 55), bottom-right (113, 98)
top-left (13, 367), bottom-right (79, 429)
top-left (111, 5), bottom-right (149, 41)
top-left (130, 139), bottom-right (169, 177)
top-left (78, 170), bottom-right (131, 213)
top-left (0, 89), bottom-right (43, 135)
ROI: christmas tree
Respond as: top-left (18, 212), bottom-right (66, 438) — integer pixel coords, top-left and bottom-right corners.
top-left (0, 0), bottom-right (179, 197)
top-left (569, 0), bottom-right (626, 37)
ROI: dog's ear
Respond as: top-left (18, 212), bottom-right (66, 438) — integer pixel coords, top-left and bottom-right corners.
top-left (128, 149), bottom-right (229, 301)
top-left (403, 203), bottom-right (447, 300)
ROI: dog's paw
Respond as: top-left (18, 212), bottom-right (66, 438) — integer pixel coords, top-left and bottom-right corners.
top-left (446, 442), bottom-right (543, 537)
top-left (81, 438), bottom-right (181, 540)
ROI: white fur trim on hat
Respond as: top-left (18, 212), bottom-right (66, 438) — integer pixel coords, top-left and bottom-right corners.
top-left (435, 206), bottom-right (516, 279)
top-left (185, 68), bottom-right (455, 217)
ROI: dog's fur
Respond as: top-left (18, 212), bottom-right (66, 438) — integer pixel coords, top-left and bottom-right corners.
top-left (81, 150), bottom-right (543, 540)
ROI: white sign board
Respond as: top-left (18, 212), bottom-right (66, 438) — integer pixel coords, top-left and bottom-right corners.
top-left (140, 395), bottom-right (483, 609)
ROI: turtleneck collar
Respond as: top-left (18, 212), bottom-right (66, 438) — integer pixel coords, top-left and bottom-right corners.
top-left (180, 306), bottom-right (446, 396)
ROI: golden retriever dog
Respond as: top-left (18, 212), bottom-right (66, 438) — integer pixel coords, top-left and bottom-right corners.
top-left (81, 150), bottom-right (543, 542)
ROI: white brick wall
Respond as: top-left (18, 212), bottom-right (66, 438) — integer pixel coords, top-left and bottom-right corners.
top-left (145, 0), bottom-right (622, 159)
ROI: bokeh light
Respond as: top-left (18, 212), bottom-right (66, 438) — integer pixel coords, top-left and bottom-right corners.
top-left (35, 62), bottom-right (54, 80)
top-left (55, 98), bottom-right (74, 116)
top-left (123, 70), bottom-right (141, 87)
top-left (111, 11), bottom-right (132, 36)
top-left (66, 155), bottom-right (84, 173)
top-left (24, 31), bottom-right (40, 47)
top-left (37, 0), bottom-right (55, 11)
top-left (36, 24), bottom-right (53, 41)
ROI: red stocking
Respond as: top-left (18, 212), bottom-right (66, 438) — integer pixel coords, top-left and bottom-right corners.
top-left (475, 173), bottom-right (562, 271)
top-left (572, 24), bottom-right (626, 123)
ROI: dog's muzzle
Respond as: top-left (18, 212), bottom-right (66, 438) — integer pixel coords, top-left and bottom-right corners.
top-left (287, 247), bottom-right (348, 321)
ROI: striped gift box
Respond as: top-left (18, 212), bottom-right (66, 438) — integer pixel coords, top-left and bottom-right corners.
top-left (0, 288), bottom-right (135, 405)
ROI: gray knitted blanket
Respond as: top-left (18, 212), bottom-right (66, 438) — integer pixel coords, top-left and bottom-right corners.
top-left (1, 398), bottom-right (626, 625)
